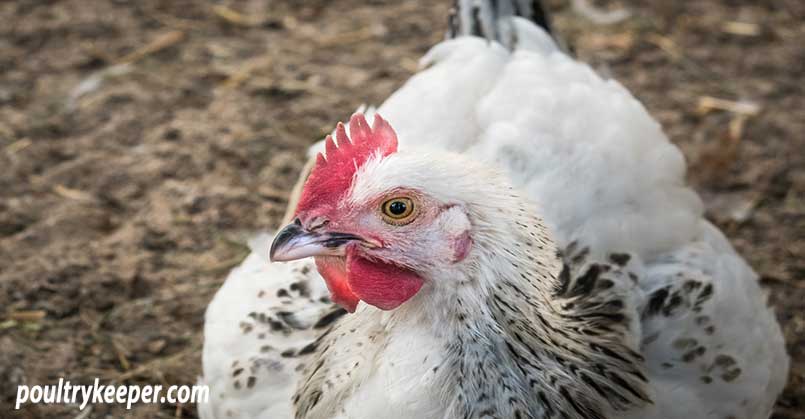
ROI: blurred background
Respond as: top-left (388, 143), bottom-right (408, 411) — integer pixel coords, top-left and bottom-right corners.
top-left (0, 0), bottom-right (802, 417)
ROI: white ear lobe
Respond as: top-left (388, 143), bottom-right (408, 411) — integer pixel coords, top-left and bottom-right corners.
top-left (437, 206), bottom-right (472, 262)
top-left (438, 206), bottom-right (471, 236)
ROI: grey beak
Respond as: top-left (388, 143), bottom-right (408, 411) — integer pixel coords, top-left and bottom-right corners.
top-left (269, 219), bottom-right (361, 262)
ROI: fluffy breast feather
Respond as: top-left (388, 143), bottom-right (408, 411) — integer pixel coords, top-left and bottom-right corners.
top-left (200, 234), bottom-right (343, 419)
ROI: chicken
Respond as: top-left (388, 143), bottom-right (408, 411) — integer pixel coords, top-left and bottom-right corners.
top-left (199, 1), bottom-right (789, 418)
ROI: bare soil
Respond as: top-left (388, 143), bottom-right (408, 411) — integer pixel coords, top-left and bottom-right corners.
top-left (0, 0), bottom-right (802, 418)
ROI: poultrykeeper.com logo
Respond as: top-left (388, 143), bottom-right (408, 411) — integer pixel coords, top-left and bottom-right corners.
top-left (15, 378), bottom-right (209, 410)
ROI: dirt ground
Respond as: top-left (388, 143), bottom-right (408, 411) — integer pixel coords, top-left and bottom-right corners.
top-left (0, 0), bottom-right (802, 417)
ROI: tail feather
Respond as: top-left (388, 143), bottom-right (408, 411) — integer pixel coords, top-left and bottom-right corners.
top-left (448, 0), bottom-right (556, 49)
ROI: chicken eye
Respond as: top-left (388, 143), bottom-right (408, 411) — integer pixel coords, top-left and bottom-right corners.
top-left (381, 197), bottom-right (415, 225)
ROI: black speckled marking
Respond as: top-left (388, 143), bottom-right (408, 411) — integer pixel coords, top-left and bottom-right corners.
top-left (313, 308), bottom-right (347, 329)
top-left (608, 253), bottom-right (631, 266)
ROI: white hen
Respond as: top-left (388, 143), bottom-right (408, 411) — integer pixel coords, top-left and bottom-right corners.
top-left (200, 1), bottom-right (788, 418)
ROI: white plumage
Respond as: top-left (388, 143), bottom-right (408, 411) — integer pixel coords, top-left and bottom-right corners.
top-left (200, 3), bottom-right (788, 419)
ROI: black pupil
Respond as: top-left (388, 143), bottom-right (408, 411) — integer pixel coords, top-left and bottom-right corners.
top-left (388, 201), bottom-right (407, 216)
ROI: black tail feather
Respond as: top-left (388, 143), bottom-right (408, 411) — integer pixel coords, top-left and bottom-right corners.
top-left (526, 0), bottom-right (554, 34)
top-left (447, 0), bottom-right (556, 48)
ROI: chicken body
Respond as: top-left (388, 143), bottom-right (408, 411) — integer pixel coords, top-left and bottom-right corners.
top-left (200, 3), bottom-right (788, 419)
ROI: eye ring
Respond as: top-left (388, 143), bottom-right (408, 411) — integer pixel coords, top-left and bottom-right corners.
top-left (381, 197), bottom-right (416, 225)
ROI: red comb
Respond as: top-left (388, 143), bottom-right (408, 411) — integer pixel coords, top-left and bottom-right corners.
top-left (295, 113), bottom-right (398, 215)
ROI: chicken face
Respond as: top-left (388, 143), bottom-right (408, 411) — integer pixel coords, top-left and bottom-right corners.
top-left (270, 114), bottom-right (473, 313)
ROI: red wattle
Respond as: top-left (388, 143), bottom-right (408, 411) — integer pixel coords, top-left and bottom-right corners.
top-left (346, 248), bottom-right (424, 311)
top-left (315, 256), bottom-right (360, 313)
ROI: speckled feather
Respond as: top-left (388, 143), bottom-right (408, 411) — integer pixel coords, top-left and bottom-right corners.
top-left (200, 1), bottom-right (788, 418)
top-left (199, 236), bottom-right (345, 419)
